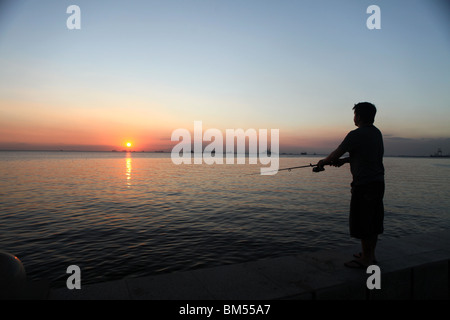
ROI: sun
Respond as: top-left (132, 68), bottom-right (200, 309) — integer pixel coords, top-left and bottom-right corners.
top-left (126, 142), bottom-right (132, 148)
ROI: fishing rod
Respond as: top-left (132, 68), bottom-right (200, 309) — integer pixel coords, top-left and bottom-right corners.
top-left (246, 157), bottom-right (349, 175)
top-left (269, 157), bottom-right (349, 174)
top-left (277, 163), bottom-right (325, 173)
top-left (246, 162), bottom-right (325, 176)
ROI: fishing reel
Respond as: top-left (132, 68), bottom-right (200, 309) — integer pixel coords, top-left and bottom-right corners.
top-left (312, 166), bottom-right (325, 173)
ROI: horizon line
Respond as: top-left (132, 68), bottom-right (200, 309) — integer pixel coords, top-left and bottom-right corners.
top-left (0, 149), bottom-right (447, 158)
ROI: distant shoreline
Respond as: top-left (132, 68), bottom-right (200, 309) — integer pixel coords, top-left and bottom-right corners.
top-left (0, 149), bottom-right (449, 158)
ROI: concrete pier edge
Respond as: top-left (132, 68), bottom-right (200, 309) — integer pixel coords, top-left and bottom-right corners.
top-left (8, 229), bottom-right (450, 300)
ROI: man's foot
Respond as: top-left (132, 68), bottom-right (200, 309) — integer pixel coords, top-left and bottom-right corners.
top-left (353, 252), bottom-right (377, 264)
top-left (344, 259), bottom-right (369, 269)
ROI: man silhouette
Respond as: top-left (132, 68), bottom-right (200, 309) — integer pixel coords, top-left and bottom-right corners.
top-left (317, 102), bottom-right (385, 268)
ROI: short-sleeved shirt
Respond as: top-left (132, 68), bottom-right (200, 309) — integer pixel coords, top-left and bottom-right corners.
top-left (339, 125), bottom-right (384, 186)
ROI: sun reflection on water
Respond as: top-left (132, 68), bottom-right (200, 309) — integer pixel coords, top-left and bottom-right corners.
top-left (126, 153), bottom-right (132, 187)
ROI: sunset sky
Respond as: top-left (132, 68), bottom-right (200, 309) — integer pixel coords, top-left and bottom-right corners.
top-left (0, 0), bottom-right (449, 155)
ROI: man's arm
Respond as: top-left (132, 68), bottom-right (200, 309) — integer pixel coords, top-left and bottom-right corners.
top-left (317, 146), bottom-right (347, 168)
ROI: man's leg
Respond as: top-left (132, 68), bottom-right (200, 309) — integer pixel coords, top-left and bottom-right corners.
top-left (361, 235), bottom-right (378, 265)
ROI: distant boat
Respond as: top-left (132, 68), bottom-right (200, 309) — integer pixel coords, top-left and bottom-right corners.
top-left (430, 148), bottom-right (450, 157)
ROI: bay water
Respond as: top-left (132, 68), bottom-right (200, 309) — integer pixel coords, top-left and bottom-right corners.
top-left (1, 151), bottom-right (449, 287)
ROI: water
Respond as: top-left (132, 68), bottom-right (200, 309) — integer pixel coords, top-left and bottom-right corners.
top-left (1, 151), bottom-right (449, 288)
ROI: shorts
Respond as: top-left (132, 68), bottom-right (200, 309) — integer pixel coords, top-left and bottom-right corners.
top-left (349, 181), bottom-right (385, 239)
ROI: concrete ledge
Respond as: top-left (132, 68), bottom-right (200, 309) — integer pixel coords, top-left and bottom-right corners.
top-left (0, 279), bottom-right (50, 300)
top-left (412, 260), bottom-right (448, 300)
top-left (46, 229), bottom-right (450, 300)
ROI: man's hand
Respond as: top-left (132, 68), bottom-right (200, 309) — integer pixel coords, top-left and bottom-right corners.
top-left (331, 157), bottom-right (349, 167)
top-left (316, 157), bottom-right (348, 170)
top-left (317, 159), bottom-right (325, 169)
top-left (313, 159), bottom-right (326, 172)
top-left (317, 146), bottom-right (346, 170)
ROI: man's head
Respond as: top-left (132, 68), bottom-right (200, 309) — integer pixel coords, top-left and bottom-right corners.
top-left (353, 102), bottom-right (376, 127)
